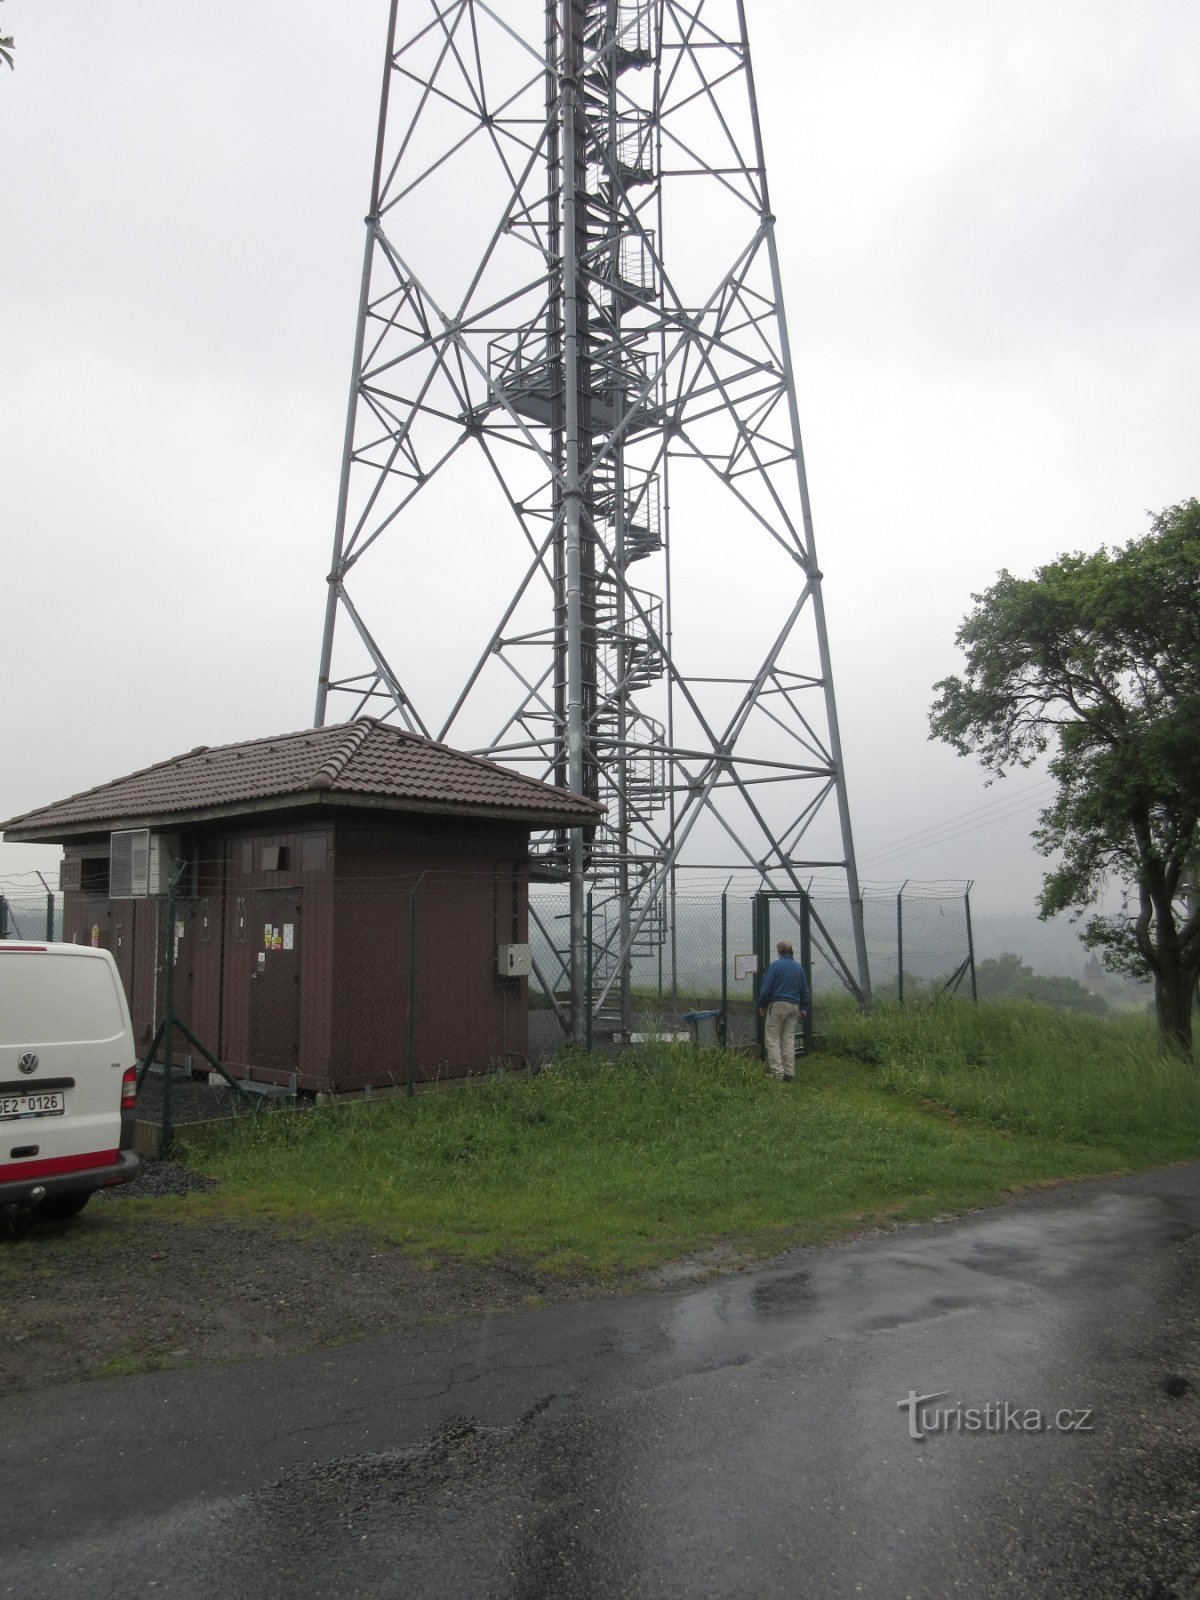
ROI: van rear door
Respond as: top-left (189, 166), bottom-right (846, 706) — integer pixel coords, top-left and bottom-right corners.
top-left (0, 946), bottom-right (134, 1177)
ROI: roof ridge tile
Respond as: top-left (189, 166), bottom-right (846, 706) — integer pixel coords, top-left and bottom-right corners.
top-left (306, 719), bottom-right (376, 791)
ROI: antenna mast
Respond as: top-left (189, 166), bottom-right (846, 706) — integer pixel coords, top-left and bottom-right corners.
top-left (316, 0), bottom-right (871, 1034)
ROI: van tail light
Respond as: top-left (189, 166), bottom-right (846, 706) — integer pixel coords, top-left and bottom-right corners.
top-left (121, 1067), bottom-right (138, 1110)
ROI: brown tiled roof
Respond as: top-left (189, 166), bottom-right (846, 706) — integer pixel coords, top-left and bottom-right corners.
top-left (1, 720), bottom-right (604, 840)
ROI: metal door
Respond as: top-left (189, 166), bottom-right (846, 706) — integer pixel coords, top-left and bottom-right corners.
top-left (250, 891), bottom-right (302, 1071)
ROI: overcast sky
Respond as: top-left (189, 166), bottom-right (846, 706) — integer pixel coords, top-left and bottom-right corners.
top-left (2, 0), bottom-right (1197, 920)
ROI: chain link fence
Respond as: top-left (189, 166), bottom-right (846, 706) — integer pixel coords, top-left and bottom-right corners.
top-left (528, 880), bottom-right (977, 1057)
top-left (6, 875), bottom-right (974, 1088)
top-left (40, 867), bottom-right (534, 1091)
top-left (0, 890), bottom-right (61, 941)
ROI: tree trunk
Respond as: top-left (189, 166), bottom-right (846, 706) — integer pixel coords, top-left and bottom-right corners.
top-left (1154, 968), bottom-right (1195, 1057)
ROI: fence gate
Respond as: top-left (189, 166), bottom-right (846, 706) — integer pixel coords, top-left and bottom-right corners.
top-left (251, 890), bottom-right (302, 1072)
top-left (752, 891), bottom-right (814, 1057)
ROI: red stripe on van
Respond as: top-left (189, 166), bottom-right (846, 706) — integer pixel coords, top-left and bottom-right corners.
top-left (0, 945), bottom-right (48, 953)
top-left (0, 1150), bottom-right (119, 1180)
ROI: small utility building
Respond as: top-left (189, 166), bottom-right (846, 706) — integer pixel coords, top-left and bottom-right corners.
top-left (1, 721), bottom-right (601, 1091)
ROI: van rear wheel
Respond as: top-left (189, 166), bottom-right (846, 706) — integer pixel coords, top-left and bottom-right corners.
top-left (33, 1192), bottom-right (91, 1222)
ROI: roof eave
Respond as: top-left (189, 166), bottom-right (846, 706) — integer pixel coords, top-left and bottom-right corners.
top-left (1, 787), bottom-right (603, 844)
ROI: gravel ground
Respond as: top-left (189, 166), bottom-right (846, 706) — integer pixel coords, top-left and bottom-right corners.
top-left (0, 1028), bottom-right (809, 1399)
top-left (0, 1053), bottom-right (739, 1395)
top-left (94, 1155), bottom-right (222, 1201)
top-left (0, 1157), bottom-right (617, 1396)
top-left (134, 1069), bottom-right (280, 1128)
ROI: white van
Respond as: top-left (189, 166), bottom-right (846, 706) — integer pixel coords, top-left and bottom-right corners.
top-left (1, 943), bottom-right (139, 1220)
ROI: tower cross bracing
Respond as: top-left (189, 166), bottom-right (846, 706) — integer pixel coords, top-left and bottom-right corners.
top-left (315, 0), bottom-right (871, 1033)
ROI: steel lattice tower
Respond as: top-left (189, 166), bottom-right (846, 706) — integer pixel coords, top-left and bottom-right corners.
top-left (315, 0), bottom-right (871, 1036)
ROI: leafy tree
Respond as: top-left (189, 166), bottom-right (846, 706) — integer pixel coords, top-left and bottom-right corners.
top-left (930, 500), bottom-right (1200, 1054)
top-left (974, 952), bottom-right (1029, 999)
top-left (0, 1), bottom-right (12, 71)
top-left (1021, 973), bottom-right (1108, 1016)
top-left (975, 953), bottom-right (1107, 1015)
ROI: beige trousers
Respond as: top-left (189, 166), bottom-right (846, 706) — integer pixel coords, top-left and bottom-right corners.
top-left (764, 1001), bottom-right (800, 1079)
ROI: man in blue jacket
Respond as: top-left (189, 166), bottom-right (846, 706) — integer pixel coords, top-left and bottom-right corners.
top-left (758, 939), bottom-right (811, 1081)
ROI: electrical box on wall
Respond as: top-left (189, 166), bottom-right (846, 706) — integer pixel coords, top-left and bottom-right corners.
top-left (497, 943), bottom-right (531, 978)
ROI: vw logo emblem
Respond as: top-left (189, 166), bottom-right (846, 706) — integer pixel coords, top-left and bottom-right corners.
top-left (17, 1053), bottom-right (39, 1075)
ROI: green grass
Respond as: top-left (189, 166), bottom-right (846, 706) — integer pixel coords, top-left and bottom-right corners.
top-left (181, 1001), bottom-right (1200, 1278)
top-left (820, 997), bottom-right (1200, 1164)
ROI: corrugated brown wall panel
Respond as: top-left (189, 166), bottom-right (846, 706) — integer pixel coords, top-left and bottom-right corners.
top-left (128, 899), bottom-right (160, 1050)
top-left (182, 847), bottom-right (227, 1066)
top-left (61, 885), bottom-right (83, 945)
top-left (57, 814), bottom-right (530, 1093)
top-left (214, 825), bottom-right (335, 1087)
top-left (74, 898), bottom-right (112, 951)
top-left (330, 818), bottom-right (530, 1088)
top-left (58, 847), bottom-right (158, 1054)
top-left (219, 855), bottom-right (253, 1076)
top-left (330, 865), bottom-right (406, 1094)
top-left (296, 838), bottom-right (335, 1091)
top-left (163, 898), bottom-right (198, 1066)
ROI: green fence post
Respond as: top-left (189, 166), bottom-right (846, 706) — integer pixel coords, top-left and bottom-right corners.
top-left (752, 892), bottom-right (766, 1058)
top-left (585, 891), bottom-right (593, 1054)
top-left (800, 892), bottom-right (814, 1054)
top-left (896, 881), bottom-right (906, 1008)
top-left (720, 887), bottom-right (729, 1050)
top-left (669, 878), bottom-right (679, 1017)
top-left (0, 896), bottom-right (8, 941)
top-left (964, 881), bottom-right (978, 1002)
top-left (161, 877), bottom-right (178, 1155)
top-left (36, 872), bottom-right (55, 941)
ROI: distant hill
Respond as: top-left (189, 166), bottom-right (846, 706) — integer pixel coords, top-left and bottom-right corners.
top-left (972, 912), bottom-right (1091, 979)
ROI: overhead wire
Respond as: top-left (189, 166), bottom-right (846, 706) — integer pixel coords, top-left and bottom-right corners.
top-left (854, 777), bottom-right (1057, 871)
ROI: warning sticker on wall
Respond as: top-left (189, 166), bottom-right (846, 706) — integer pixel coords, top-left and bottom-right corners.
top-left (264, 924), bottom-right (273, 950)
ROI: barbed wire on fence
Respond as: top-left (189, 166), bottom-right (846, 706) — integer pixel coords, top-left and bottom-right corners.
top-left (1, 876), bottom-right (975, 1080)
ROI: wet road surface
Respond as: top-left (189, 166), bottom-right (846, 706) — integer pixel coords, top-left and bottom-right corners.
top-left (2, 1165), bottom-right (1198, 1598)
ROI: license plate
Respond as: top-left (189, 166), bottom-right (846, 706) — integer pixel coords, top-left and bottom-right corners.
top-left (0, 1091), bottom-right (66, 1121)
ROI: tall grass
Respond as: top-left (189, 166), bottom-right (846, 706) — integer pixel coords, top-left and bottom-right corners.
top-left (820, 997), bottom-right (1200, 1161)
top-left (185, 1005), bottom-right (1200, 1275)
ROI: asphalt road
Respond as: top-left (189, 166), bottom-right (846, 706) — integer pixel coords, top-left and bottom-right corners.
top-left (2, 1166), bottom-right (1198, 1599)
